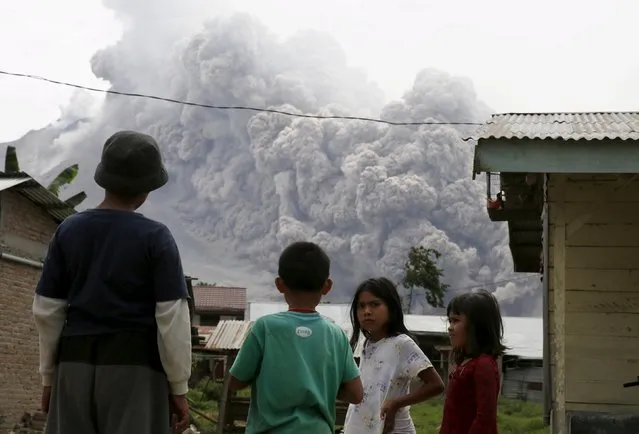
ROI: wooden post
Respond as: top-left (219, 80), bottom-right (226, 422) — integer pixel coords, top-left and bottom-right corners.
top-left (434, 345), bottom-right (452, 388)
top-left (551, 175), bottom-right (567, 434)
top-left (216, 354), bottom-right (237, 434)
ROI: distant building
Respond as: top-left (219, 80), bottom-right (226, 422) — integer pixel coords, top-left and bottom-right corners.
top-left (193, 285), bottom-right (247, 326)
top-left (243, 301), bottom-right (543, 401)
top-left (501, 356), bottom-right (543, 403)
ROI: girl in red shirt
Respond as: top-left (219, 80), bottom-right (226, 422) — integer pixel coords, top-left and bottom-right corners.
top-left (439, 290), bottom-right (505, 434)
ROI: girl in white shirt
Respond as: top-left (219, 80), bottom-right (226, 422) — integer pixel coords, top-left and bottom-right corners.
top-left (343, 277), bottom-right (445, 434)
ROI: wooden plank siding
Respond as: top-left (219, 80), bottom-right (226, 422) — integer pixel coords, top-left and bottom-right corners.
top-left (547, 174), bottom-right (639, 417)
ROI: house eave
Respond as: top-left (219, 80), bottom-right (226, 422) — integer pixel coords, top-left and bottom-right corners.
top-left (474, 138), bottom-right (639, 174)
top-left (472, 136), bottom-right (639, 273)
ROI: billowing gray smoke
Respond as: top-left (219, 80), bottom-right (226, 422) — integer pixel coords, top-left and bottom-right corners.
top-left (5, 6), bottom-right (541, 315)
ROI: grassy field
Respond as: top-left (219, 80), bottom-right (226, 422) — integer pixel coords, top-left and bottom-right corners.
top-left (411, 397), bottom-right (549, 434)
top-left (187, 379), bottom-right (548, 434)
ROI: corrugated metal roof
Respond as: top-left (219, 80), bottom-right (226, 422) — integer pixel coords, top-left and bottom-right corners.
top-left (0, 173), bottom-right (76, 222)
top-left (194, 286), bottom-right (247, 312)
top-left (247, 302), bottom-right (543, 359)
top-left (205, 320), bottom-right (253, 350)
top-left (196, 326), bottom-right (216, 343)
top-left (342, 315), bottom-right (542, 360)
top-left (477, 112), bottom-right (639, 142)
top-left (0, 177), bottom-right (30, 191)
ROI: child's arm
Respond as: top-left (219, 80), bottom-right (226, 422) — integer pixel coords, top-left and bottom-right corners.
top-left (156, 301), bottom-right (192, 395)
top-left (386, 366), bottom-right (445, 410)
top-left (381, 337), bottom-right (445, 430)
top-left (337, 377), bottom-right (364, 404)
top-left (394, 337), bottom-right (445, 407)
top-left (229, 321), bottom-right (264, 392)
top-left (229, 376), bottom-right (251, 392)
top-left (337, 333), bottom-right (363, 404)
top-left (32, 232), bottom-right (68, 388)
top-left (153, 228), bottom-right (192, 396)
top-left (468, 357), bottom-right (499, 434)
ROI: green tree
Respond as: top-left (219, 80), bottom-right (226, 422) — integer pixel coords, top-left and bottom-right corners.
top-left (196, 281), bottom-right (217, 286)
top-left (402, 246), bottom-right (449, 312)
top-left (4, 146), bottom-right (19, 173)
top-left (4, 145), bottom-right (87, 208)
top-left (47, 164), bottom-right (79, 196)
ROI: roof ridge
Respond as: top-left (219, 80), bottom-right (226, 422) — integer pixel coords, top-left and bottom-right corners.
top-left (478, 112), bottom-right (639, 142)
top-left (194, 285), bottom-right (246, 289)
top-left (493, 111), bottom-right (639, 116)
top-left (0, 171), bottom-right (77, 222)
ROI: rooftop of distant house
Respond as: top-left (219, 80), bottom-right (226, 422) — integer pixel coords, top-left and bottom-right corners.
top-left (193, 285), bottom-right (247, 313)
top-left (0, 171), bottom-right (77, 222)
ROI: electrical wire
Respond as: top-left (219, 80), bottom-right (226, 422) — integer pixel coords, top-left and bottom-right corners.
top-left (3, 69), bottom-right (529, 290)
top-left (0, 69), bottom-right (484, 128)
top-left (0, 69), bottom-right (528, 290)
top-left (0, 69), bottom-right (523, 287)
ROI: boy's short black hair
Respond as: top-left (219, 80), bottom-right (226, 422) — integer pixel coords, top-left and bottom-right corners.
top-left (278, 241), bottom-right (330, 292)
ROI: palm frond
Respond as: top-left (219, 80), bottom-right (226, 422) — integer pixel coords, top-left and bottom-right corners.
top-left (64, 191), bottom-right (87, 208)
top-left (47, 164), bottom-right (79, 196)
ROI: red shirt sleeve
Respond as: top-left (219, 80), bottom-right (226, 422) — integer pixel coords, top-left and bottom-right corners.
top-left (469, 356), bottom-right (499, 434)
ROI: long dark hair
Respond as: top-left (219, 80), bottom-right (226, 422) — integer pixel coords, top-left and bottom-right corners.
top-left (349, 277), bottom-right (411, 351)
top-left (447, 289), bottom-right (507, 364)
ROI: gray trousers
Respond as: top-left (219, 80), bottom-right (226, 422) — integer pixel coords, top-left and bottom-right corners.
top-left (45, 361), bottom-right (171, 434)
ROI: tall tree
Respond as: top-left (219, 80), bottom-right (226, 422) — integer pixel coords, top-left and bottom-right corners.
top-left (3, 146), bottom-right (87, 208)
top-left (401, 245), bottom-right (449, 312)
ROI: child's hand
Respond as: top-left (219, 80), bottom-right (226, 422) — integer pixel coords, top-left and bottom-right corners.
top-left (40, 386), bottom-right (52, 413)
top-left (169, 394), bottom-right (190, 433)
top-left (380, 399), bottom-right (398, 433)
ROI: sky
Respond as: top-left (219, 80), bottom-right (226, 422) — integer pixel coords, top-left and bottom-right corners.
top-left (1, 0), bottom-right (639, 143)
top-left (0, 0), bottom-right (636, 312)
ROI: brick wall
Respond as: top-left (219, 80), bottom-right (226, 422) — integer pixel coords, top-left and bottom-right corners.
top-left (0, 191), bottom-right (58, 260)
top-left (8, 412), bottom-right (46, 434)
top-left (0, 191), bottom-right (58, 433)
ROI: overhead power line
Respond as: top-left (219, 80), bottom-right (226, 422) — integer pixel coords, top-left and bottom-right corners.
top-left (0, 69), bottom-right (484, 128)
top-left (0, 69), bottom-right (531, 289)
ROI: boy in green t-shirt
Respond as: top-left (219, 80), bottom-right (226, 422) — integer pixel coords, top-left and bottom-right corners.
top-left (229, 241), bottom-right (363, 433)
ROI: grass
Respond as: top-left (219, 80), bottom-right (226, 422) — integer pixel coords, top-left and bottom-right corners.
top-left (187, 379), bottom-right (548, 434)
top-left (187, 379), bottom-right (219, 433)
top-left (411, 397), bottom-right (549, 434)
